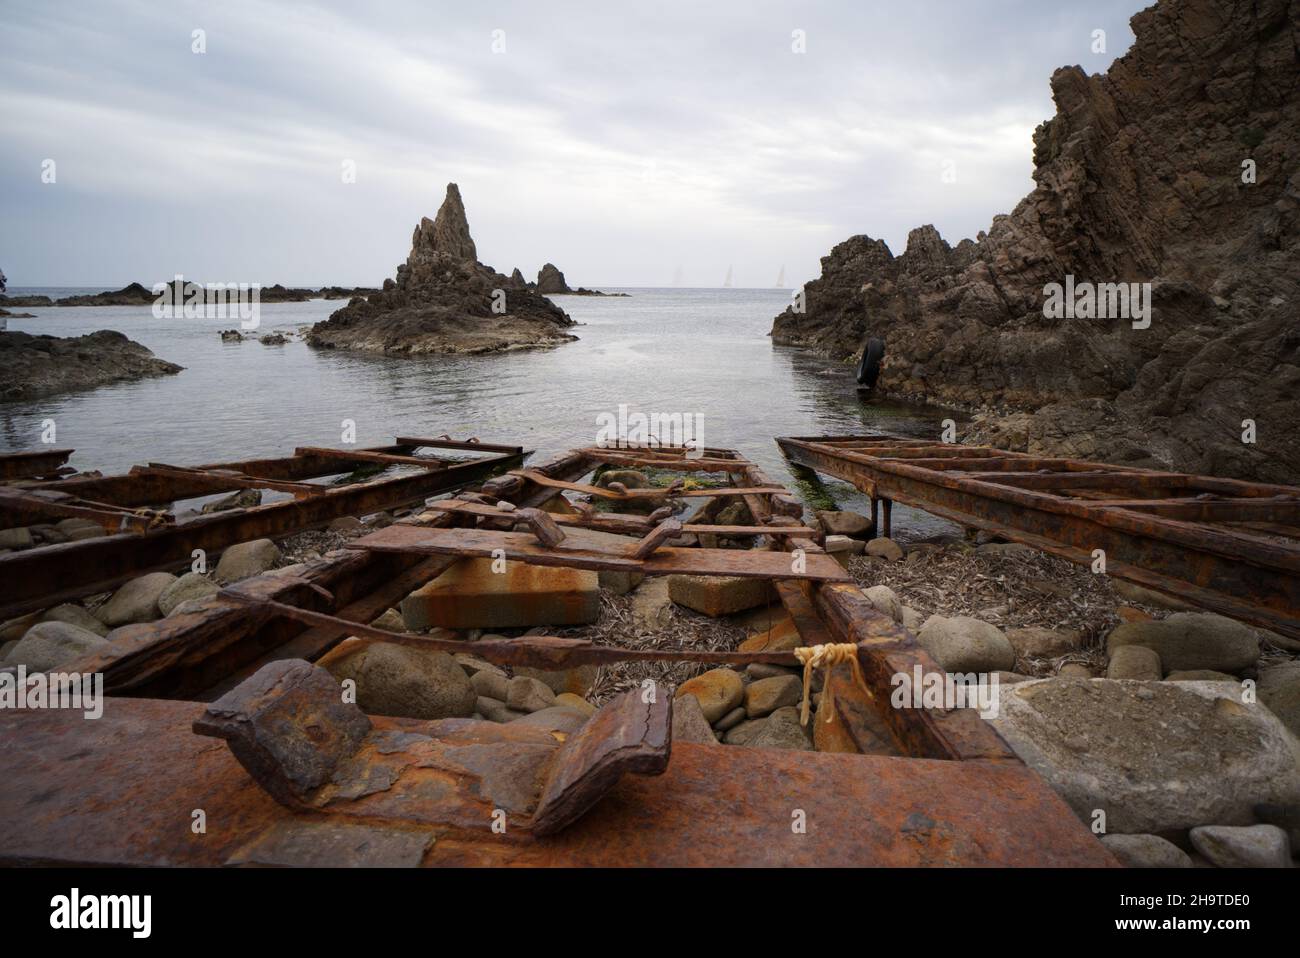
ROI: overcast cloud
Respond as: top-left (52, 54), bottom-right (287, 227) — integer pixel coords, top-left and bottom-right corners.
top-left (1, 0), bottom-right (1144, 288)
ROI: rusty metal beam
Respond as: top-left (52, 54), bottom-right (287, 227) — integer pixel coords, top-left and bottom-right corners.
top-left (393, 436), bottom-right (524, 455)
top-left (7, 448), bottom-right (595, 698)
top-left (509, 469), bottom-right (786, 500)
top-left (27, 442), bottom-right (425, 508)
top-left (0, 448), bottom-right (74, 481)
top-left (346, 523), bottom-right (851, 581)
top-left (777, 435), bottom-right (1300, 638)
top-left (425, 497), bottom-right (818, 538)
top-left (134, 463), bottom-right (323, 499)
top-left (0, 447), bottom-right (522, 619)
top-left (0, 697), bottom-right (1117, 866)
top-left (291, 446), bottom-right (450, 469)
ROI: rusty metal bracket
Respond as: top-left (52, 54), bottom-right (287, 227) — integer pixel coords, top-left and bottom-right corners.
top-left (193, 659), bottom-right (671, 836)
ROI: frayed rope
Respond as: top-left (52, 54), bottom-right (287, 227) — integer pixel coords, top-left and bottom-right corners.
top-left (792, 643), bottom-right (872, 727)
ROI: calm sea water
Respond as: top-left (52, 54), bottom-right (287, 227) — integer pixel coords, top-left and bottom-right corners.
top-left (1, 287), bottom-right (960, 538)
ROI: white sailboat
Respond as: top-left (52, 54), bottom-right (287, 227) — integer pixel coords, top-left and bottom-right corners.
top-left (722, 265), bottom-right (733, 288)
top-left (775, 265), bottom-right (786, 288)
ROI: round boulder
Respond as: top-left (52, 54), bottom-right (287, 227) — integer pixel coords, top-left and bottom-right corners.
top-left (917, 615), bottom-right (1015, 673)
top-left (158, 572), bottom-right (220, 617)
top-left (1106, 612), bottom-right (1259, 674)
top-left (215, 539), bottom-right (282, 583)
top-left (96, 572), bottom-right (178, 626)
top-left (864, 538), bottom-right (904, 562)
top-left (6, 621), bottom-right (107, 671)
top-left (675, 668), bottom-right (744, 724)
top-left (319, 641), bottom-right (476, 720)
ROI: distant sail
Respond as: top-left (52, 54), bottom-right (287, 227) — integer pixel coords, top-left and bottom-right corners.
top-left (672, 265), bottom-right (684, 286)
top-left (775, 265), bottom-right (786, 288)
top-left (723, 265), bottom-right (733, 288)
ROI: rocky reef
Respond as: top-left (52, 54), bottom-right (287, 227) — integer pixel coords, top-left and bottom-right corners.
top-left (0, 283), bottom-right (379, 308)
top-left (0, 329), bottom-right (183, 400)
top-left (308, 184), bottom-right (578, 355)
top-left (771, 0), bottom-right (1299, 483)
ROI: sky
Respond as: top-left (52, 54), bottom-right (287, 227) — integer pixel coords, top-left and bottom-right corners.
top-left (0, 0), bottom-right (1146, 289)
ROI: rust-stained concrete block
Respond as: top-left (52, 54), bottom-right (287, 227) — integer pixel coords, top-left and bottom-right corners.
top-left (401, 557), bottom-right (600, 630)
top-left (668, 574), bottom-right (774, 617)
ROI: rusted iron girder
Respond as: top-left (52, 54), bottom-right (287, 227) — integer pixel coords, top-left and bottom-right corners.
top-left (25, 442), bottom-right (436, 508)
top-left (777, 436), bottom-right (1300, 639)
top-left (194, 659), bottom-right (671, 837)
top-left (346, 524), bottom-right (851, 581)
top-left (5, 448), bottom-right (594, 699)
top-left (0, 697), bottom-right (1117, 866)
top-left (0, 447), bottom-right (522, 619)
top-left (0, 448), bottom-right (74, 481)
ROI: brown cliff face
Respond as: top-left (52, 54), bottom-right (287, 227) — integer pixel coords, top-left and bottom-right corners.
top-left (310, 184), bottom-right (576, 356)
top-left (772, 0), bottom-right (1299, 483)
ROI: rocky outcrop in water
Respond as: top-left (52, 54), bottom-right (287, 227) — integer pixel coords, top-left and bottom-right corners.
top-left (771, 0), bottom-right (1299, 483)
top-left (0, 283), bottom-right (380, 308)
top-left (537, 263), bottom-right (570, 294)
top-left (0, 329), bottom-right (183, 400)
top-left (308, 184), bottom-right (577, 355)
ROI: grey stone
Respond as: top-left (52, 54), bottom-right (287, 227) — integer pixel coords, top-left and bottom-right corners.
top-left (1258, 662), bottom-right (1300, 738)
top-left (470, 670), bottom-right (509, 701)
top-left (1107, 645), bottom-right (1162, 680)
top-left (477, 697), bottom-right (526, 723)
top-left (453, 653), bottom-right (505, 679)
top-left (1006, 626), bottom-right (1080, 659)
top-left (96, 572), bottom-right (178, 626)
top-left (1166, 669), bottom-right (1239, 683)
top-left (864, 537), bottom-right (904, 561)
top-left (215, 539), bottom-right (282, 582)
top-left (815, 510), bottom-right (872, 538)
top-left (672, 693), bottom-right (719, 745)
top-left (1106, 612), bottom-right (1260, 674)
top-left (714, 706), bottom-right (747, 732)
top-left (862, 585), bottom-right (902, 623)
top-left (629, 576), bottom-right (672, 630)
top-left (5, 621), bottom-right (107, 671)
top-left (917, 615), bottom-right (1016, 673)
top-left (512, 664), bottom-right (597, 697)
top-left (157, 572), bottom-right (220, 617)
top-left (723, 718), bottom-right (767, 745)
top-left (39, 603), bottom-right (109, 637)
top-left (1100, 834), bottom-right (1192, 868)
top-left (747, 706), bottom-right (814, 750)
top-left (746, 662), bottom-right (800, 681)
top-left (991, 679), bottom-right (1300, 834)
top-left (321, 642), bottom-right (475, 720)
top-left (55, 518), bottom-right (105, 540)
top-left (598, 570), bottom-right (644, 595)
top-left (506, 675), bottom-right (556, 713)
top-left (510, 706), bottom-right (588, 735)
top-left (1253, 803), bottom-right (1300, 851)
top-left (744, 674), bottom-right (802, 718)
top-left (368, 608), bottom-right (405, 632)
top-left (1112, 580), bottom-right (1193, 610)
top-left (976, 542), bottom-right (1036, 556)
top-left (0, 527), bottom-right (34, 550)
top-left (1189, 824), bottom-right (1291, 868)
top-left (595, 469), bottom-right (648, 489)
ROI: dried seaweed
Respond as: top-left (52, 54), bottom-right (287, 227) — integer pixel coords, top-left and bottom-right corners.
top-left (554, 590), bottom-right (747, 705)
